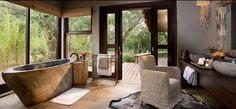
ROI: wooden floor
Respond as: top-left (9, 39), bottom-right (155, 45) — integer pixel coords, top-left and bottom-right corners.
top-left (122, 62), bottom-right (140, 81)
top-left (0, 79), bottom-right (141, 109)
top-left (0, 62), bottom-right (224, 109)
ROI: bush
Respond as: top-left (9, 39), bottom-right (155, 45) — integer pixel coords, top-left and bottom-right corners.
top-left (122, 55), bottom-right (135, 62)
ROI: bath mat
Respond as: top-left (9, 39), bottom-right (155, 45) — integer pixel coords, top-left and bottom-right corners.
top-left (50, 88), bottom-right (89, 105)
top-left (109, 91), bottom-right (215, 109)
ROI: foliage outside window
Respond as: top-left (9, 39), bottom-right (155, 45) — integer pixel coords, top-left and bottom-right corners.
top-left (158, 32), bottom-right (168, 45)
top-left (107, 48), bottom-right (115, 55)
top-left (158, 49), bottom-right (168, 66)
top-left (30, 9), bottom-right (57, 63)
top-left (68, 16), bottom-right (92, 66)
top-left (68, 34), bottom-right (92, 66)
top-left (0, 1), bottom-right (26, 84)
top-left (69, 16), bottom-right (91, 32)
top-left (122, 10), bottom-right (151, 62)
top-left (121, 10), bottom-right (168, 66)
top-left (107, 14), bottom-right (115, 44)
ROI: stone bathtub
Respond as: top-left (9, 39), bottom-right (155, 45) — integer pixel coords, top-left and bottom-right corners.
top-left (2, 59), bottom-right (73, 106)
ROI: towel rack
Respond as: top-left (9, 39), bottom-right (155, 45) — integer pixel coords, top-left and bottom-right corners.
top-left (92, 54), bottom-right (119, 86)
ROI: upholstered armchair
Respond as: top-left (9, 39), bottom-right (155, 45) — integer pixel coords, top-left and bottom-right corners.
top-left (139, 55), bottom-right (181, 109)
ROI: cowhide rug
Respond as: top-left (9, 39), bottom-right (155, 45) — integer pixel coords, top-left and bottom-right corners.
top-left (109, 91), bottom-right (216, 109)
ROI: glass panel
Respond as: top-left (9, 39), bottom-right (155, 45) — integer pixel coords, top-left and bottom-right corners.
top-left (107, 13), bottom-right (115, 44)
top-left (30, 9), bottom-right (57, 63)
top-left (0, 1), bottom-right (26, 85)
top-left (158, 49), bottom-right (168, 66)
top-left (157, 9), bottom-right (168, 45)
top-left (69, 16), bottom-right (91, 31)
top-left (68, 34), bottom-right (92, 66)
top-left (107, 48), bottom-right (115, 55)
top-left (122, 9), bottom-right (151, 62)
top-left (106, 48), bottom-right (115, 73)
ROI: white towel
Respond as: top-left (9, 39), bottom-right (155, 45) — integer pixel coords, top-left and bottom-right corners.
top-left (97, 54), bottom-right (114, 76)
top-left (183, 66), bottom-right (197, 86)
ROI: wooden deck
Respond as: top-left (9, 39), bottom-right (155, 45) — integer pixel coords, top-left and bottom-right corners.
top-left (122, 62), bottom-right (140, 81)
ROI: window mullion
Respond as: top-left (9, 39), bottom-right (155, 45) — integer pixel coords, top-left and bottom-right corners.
top-left (25, 8), bottom-right (30, 64)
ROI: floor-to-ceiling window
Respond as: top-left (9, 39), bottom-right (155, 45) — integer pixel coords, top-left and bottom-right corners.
top-left (0, 1), bottom-right (59, 88)
top-left (30, 9), bottom-right (57, 63)
top-left (0, 1), bottom-right (26, 85)
top-left (67, 16), bottom-right (92, 68)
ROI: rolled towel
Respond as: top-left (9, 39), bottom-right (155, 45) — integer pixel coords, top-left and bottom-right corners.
top-left (183, 66), bottom-right (197, 86)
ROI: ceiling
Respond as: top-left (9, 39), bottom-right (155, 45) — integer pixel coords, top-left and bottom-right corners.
top-left (8, 0), bottom-right (156, 17)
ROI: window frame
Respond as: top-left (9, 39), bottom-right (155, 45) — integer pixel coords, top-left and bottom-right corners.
top-left (67, 15), bottom-right (92, 35)
top-left (64, 15), bottom-right (93, 58)
top-left (27, 8), bottom-right (61, 64)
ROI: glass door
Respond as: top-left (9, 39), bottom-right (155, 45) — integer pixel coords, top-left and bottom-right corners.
top-left (99, 9), bottom-right (122, 80)
top-left (156, 9), bottom-right (168, 66)
top-left (151, 7), bottom-right (176, 66)
top-left (100, 3), bottom-right (177, 80)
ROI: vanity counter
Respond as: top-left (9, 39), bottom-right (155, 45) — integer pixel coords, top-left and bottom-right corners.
top-left (180, 60), bottom-right (236, 108)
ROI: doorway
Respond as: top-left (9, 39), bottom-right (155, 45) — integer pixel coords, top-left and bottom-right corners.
top-left (99, 1), bottom-right (177, 80)
top-left (122, 9), bottom-right (151, 81)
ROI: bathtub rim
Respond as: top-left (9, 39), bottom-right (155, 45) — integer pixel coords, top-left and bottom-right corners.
top-left (2, 58), bottom-right (74, 74)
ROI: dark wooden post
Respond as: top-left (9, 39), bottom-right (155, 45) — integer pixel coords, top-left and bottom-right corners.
top-left (26, 8), bottom-right (30, 64)
top-left (63, 18), bottom-right (69, 58)
top-left (56, 17), bottom-right (62, 59)
top-left (151, 8), bottom-right (158, 65)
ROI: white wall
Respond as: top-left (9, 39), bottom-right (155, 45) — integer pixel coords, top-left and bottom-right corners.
top-left (177, 1), bottom-right (207, 56)
top-left (177, 1), bottom-right (232, 59)
top-left (92, 6), bottom-right (100, 55)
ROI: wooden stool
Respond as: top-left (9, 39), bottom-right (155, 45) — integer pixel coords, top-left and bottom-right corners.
top-left (73, 61), bottom-right (88, 86)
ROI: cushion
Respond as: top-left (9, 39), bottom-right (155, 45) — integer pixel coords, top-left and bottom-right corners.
top-left (169, 78), bottom-right (180, 99)
top-left (139, 55), bottom-right (156, 69)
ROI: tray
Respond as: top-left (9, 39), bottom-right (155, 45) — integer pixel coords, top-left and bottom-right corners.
top-left (190, 62), bottom-right (213, 69)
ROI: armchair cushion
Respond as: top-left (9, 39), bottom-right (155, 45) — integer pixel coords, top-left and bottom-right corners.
top-left (140, 69), bottom-right (181, 109)
top-left (151, 66), bottom-right (181, 80)
top-left (141, 69), bottom-right (169, 97)
top-left (169, 78), bottom-right (181, 100)
top-left (139, 55), bottom-right (156, 69)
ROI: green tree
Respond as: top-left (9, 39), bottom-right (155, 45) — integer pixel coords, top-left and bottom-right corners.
top-left (0, 1), bottom-right (26, 72)
top-left (30, 9), bottom-right (57, 63)
top-left (68, 16), bottom-right (92, 66)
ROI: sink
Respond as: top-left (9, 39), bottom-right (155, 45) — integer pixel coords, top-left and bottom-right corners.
top-left (213, 59), bottom-right (236, 77)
